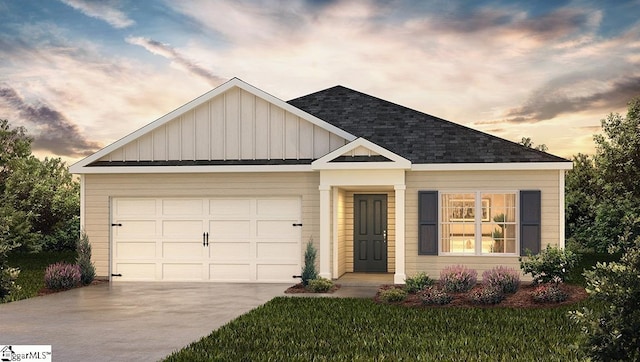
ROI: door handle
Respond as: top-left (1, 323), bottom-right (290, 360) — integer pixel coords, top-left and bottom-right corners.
top-left (383, 230), bottom-right (387, 243)
top-left (205, 232), bottom-right (209, 246)
top-left (203, 232), bottom-right (206, 246)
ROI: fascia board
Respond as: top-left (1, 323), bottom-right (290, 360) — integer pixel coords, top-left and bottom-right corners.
top-left (71, 164), bottom-right (313, 174)
top-left (411, 162), bottom-right (573, 171)
top-left (312, 138), bottom-right (411, 170)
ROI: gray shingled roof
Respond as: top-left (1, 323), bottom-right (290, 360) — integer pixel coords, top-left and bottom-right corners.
top-left (288, 86), bottom-right (569, 164)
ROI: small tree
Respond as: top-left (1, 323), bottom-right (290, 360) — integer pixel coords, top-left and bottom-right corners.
top-left (0, 213), bottom-right (21, 302)
top-left (76, 231), bottom-right (95, 286)
top-left (571, 236), bottom-right (640, 361)
top-left (301, 237), bottom-right (318, 286)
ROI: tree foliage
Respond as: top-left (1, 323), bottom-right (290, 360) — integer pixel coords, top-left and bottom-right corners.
top-left (566, 97), bottom-right (640, 252)
top-left (0, 119), bottom-right (79, 252)
top-left (571, 236), bottom-right (640, 361)
top-left (519, 137), bottom-right (548, 152)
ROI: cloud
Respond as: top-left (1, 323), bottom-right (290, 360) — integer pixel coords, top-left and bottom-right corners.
top-left (59, 0), bottom-right (134, 28)
top-left (0, 85), bottom-right (102, 157)
top-left (502, 75), bottom-right (640, 123)
top-left (126, 36), bottom-right (226, 86)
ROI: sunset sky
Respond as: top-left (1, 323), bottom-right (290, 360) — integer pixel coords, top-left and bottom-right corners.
top-left (1, 0), bottom-right (639, 164)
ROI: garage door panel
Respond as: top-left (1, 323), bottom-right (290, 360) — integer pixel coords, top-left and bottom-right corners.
top-left (116, 221), bottom-right (157, 237)
top-left (163, 220), bottom-right (203, 236)
top-left (210, 220), bottom-right (251, 237)
top-left (162, 263), bottom-right (202, 280)
top-left (209, 199), bottom-right (251, 216)
top-left (256, 199), bottom-right (299, 217)
top-left (115, 263), bottom-right (156, 280)
top-left (113, 197), bottom-right (301, 282)
top-left (114, 199), bottom-right (156, 216)
top-left (256, 242), bottom-right (299, 259)
top-left (116, 242), bottom-right (156, 259)
top-left (210, 264), bottom-right (251, 281)
top-left (256, 220), bottom-right (297, 237)
top-left (210, 242), bottom-right (250, 260)
top-left (256, 264), bottom-right (299, 281)
top-left (163, 242), bottom-right (203, 259)
top-left (162, 199), bottom-right (203, 215)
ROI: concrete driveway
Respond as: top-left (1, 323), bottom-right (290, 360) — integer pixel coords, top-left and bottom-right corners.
top-left (0, 282), bottom-right (288, 361)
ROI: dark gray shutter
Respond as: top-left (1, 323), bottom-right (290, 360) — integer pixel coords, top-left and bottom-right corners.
top-left (418, 191), bottom-right (438, 255)
top-left (520, 190), bottom-right (541, 255)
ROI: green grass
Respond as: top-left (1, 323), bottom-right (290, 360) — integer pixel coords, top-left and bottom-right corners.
top-left (164, 297), bottom-right (588, 361)
top-left (5, 251), bottom-right (77, 302)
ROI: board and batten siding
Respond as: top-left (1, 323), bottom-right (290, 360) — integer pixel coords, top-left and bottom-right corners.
top-left (405, 170), bottom-right (562, 280)
top-left (83, 172), bottom-right (320, 278)
top-left (99, 87), bottom-right (348, 163)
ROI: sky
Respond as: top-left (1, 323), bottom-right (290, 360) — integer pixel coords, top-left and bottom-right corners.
top-left (1, 0), bottom-right (639, 164)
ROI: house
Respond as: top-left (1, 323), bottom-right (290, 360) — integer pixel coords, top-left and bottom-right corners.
top-left (70, 78), bottom-right (572, 284)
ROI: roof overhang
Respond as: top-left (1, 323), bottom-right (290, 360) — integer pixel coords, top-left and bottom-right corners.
top-left (312, 138), bottom-right (411, 170)
top-left (74, 164), bottom-right (313, 174)
top-left (411, 162), bottom-right (573, 171)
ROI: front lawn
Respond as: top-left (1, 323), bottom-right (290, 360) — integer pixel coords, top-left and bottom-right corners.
top-left (164, 297), bottom-right (587, 361)
top-left (5, 251), bottom-right (77, 302)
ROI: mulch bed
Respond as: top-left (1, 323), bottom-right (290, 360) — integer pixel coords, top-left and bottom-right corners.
top-left (375, 283), bottom-right (588, 308)
top-left (285, 283), bottom-right (342, 294)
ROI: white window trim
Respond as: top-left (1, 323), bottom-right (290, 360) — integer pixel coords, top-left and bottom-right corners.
top-left (438, 190), bottom-right (520, 257)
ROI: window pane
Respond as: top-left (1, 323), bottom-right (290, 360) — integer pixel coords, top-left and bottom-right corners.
top-left (441, 193), bottom-right (475, 254)
top-left (481, 193), bottom-right (517, 254)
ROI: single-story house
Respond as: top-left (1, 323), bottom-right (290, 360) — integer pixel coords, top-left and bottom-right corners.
top-left (70, 78), bottom-right (572, 284)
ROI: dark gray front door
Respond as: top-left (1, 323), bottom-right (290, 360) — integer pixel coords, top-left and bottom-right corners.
top-left (354, 194), bottom-right (388, 272)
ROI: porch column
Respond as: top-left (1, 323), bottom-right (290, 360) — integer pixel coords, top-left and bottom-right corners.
top-left (394, 184), bottom-right (407, 284)
top-left (319, 185), bottom-right (331, 279)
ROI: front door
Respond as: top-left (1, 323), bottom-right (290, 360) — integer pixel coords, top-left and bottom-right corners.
top-left (353, 194), bottom-right (388, 272)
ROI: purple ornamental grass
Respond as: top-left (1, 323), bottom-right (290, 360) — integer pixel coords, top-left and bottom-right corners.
top-left (440, 265), bottom-right (478, 292)
top-left (482, 266), bottom-right (520, 294)
top-left (44, 262), bottom-right (81, 291)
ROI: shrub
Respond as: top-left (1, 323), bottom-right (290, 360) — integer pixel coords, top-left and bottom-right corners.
top-left (419, 286), bottom-right (453, 305)
top-left (379, 287), bottom-right (407, 302)
top-left (519, 244), bottom-right (579, 284)
top-left (571, 236), bottom-right (640, 361)
top-left (531, 282), bottom-right (568, 303)
top-left (440, 265), bottom-right (477, 293)
top-left (44, 262), bottom-right (81, 291)
top-left (404, 272), bottom-right (434, 293)
top-left (76, 231), bottom-right (95, 286)
top-left (482, 266), bottom-right (520, 294)
top-left (469, 286), bottom-right (505, 305)
top-left (301, 237), bottom-right (317, 286)
top-left (307, 278), bottom-right (334, 293)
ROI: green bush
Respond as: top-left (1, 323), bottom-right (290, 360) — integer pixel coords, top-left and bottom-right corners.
top-left (531, 282), bottom-right (568, 303)
top-left (379, 287), bottom-right (407, 302)
top-left (482, 266), bottom-right (520, 294)
top-left (404, 272), bottom-right (434, 293)
top-left (440, 265), bottom-right (477, 293)
top-left (44, 262), bottom-right (80, 291)
top-left (300, 237), bottom-right (317, 286)
top-left (419, 286), bottom-right (453, 305)
top-left (470, 286), bottom-right (505, 305)
top-left (0, 218), bottom-right (21, 302)
top-left (520, 245), bottom-right (579, 284)
top-left (571, 236), bottom-right (640, 361)
top-left (76, 231), bottom-right (95, 286)
top-left (307, 278), bottom-right (334, 293)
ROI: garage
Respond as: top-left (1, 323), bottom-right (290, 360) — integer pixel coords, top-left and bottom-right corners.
top-left (111, 197), bottom-right (302, 282)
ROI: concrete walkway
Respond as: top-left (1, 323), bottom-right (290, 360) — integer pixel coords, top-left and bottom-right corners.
top-left (0, 282), bottom-right (380, 361)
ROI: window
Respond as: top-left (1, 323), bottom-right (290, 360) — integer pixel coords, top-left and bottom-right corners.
top-left (440, 192), bottom-right (517, 255)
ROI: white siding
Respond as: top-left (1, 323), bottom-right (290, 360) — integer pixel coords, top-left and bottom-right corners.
top-left (98, 87), bottom-right (347, 163)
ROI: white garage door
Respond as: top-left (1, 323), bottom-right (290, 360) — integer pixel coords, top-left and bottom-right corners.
top-left (111, 197), bottom-right (302, 282)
